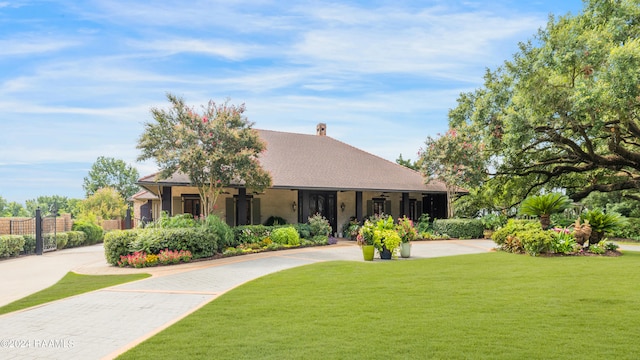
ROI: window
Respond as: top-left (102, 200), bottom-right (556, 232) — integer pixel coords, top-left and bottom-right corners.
top-left (373, 198), bottom-right (385, 215)
top-left (183, 196), bottom-right (201, 218)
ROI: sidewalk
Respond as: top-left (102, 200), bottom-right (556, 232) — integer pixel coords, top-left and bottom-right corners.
top-left (0, 239), bottom-right (633, 360)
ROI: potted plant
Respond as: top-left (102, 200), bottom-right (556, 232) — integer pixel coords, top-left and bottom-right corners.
top-left (343, 217), bottom-right (360, 240)
top-left (372, 216), bottom-right (401, 259)
top-left (357, 219), bottom-right (375, 261)
top-left (397, 216), bottom-right (417, 258)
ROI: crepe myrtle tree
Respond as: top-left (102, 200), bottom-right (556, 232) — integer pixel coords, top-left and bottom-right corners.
top-left (419, 127), bottom-right (487, 218)
top-left (137, 93), bottom-right (272, 216)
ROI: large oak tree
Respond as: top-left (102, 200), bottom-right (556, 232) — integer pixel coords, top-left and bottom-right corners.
top-left (448, 0), bottom-right (640, 205)
top-left (137, 94), bottom-right (272, 216)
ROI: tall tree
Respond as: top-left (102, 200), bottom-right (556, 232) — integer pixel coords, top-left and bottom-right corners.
top-left (81, 187), bottom-right (127, 220)
top-left (447, 0), bottom-right (640, 204)
top-left (83, 156), bottom-right (140, 200)
top-left (395, 154), bottom-right (419, 171)
top-left (137, 93), bottom-right (272, 216)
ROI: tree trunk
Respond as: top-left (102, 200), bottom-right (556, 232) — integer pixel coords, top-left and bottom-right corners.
top-left (540, 214), bottom-right (551, 230)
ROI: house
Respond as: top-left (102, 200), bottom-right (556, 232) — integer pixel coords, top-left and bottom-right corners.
top-left (133, 123), bottom-right (449, 234)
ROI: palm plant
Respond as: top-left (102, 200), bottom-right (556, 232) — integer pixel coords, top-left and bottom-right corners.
top-left (519, 193), bottom-right (572, 230)
top-left (580, 209), bottom-right (627, 244)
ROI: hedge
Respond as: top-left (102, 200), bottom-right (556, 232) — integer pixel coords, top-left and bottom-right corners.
top-left (72, 221), bottom-right (104, 244)
top-left (104, 230), bottom-right (142, 265)
top-left (0, 235), bottom-right (25, 257)
top-left (104, 228), bottom-right (224, 266)
top-left (432, 218), bottom-right (484, 239)
top-left (66, 231), bottom-right (87, 248)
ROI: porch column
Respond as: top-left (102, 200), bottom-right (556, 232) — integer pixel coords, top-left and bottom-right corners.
top-left (355, 191), bottom-right (363, 222)
top-left (237, 188), bottom-right (248, 226)
top-left (402, 192), bottom-right (410, 218)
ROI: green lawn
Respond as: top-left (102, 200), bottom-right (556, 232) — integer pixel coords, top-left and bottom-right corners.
top-left (0, 272), bottom-right (150, 315)
top-left (119, 252), bottom-right (640, 359)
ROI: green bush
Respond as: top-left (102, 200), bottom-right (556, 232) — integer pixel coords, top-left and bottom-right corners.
top-left (293, 223), bottom-right (311, 240)
top-left (270, 227), bottom-right (300, 246)
top-left (22, 235), bottom-right (36, 254)
top-left (72, 220), bottom-right (104, 244)
top-left (432, 218), bottom-right (484, 239)
top-left (155, 212), bottom-right (199, 228)
top-left (308, 214), bottom-right (331, 237)
top-left (492, 220), bottom-right (553, 256)
top-left (203, 215), bottom-right (234, 249)
top-left (66, 231), bottom-right (87, 248)
top-left (492, 219), bottom-right (540, 246)
top-left (415, 213), bottom-right (431, 234)
top-left (55, 232), bottom-right (69, 249)
top-left (519, 229), bottom-right (553, 256)
top-left (104, 230), bottom-right (141, 265)
top-left (611, 217), bottom-right (640, 240)
top-left (131, 228), bottom-right (220, 260)
top-left (0, 235), bottom-right (26, 257)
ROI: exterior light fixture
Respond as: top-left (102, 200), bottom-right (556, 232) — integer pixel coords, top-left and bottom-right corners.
top-left (340, 202), bottom-right (346, 212)
top-left (292, 201), bottom-right (297, 212)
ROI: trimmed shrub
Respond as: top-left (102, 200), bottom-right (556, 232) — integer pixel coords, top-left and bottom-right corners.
top-left (518, 229), bottom-right (553, 256)
top-left (271, 227), bottom-right (300, 246)
top-left (66, 231), bottom-right (87, 248)
top-left (0, 235), bottom-right (25, 257)
top-left (492, 219), bottom-right (553, 255)
top-left (55, 232), bottom-right (69, 249)
top-left (72, 220), bottom-right (104, 245)
top-left (131, 228), bottom-right (220, 260)
top-left (492, 219), bottom-right (539, 246)
top-left (432, 218), bottom-right (484, 239)
top-left (22, 235), bottom-right (36, 254)
top-left (104, 230), bottom-right (141, 265)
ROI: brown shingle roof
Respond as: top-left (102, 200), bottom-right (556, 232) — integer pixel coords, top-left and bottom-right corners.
top-left (138, 128), bottom-right (446, 193)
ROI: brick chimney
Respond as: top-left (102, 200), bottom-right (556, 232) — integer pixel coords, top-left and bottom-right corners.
top-left (316, 123), bottom-right (326, 136)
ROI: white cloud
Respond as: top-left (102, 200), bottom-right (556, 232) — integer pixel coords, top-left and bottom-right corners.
top-left (132, 38), bottom-right (262, 60)
top-left (0, 34), bottom-right (81, 56)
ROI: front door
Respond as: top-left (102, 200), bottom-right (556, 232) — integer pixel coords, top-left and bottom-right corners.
top-left (307, 192), bottom-right (337, 235)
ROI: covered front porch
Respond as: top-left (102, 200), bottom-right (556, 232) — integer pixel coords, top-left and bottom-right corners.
top-left (134, 186), bottom-right (449, 236)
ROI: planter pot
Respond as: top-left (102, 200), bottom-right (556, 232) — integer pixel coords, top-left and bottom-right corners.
top-left (380, 246), bottom-right (392, 260)
top-left (362, 245), bottom-right (375, 261)
top-left (400, 242), bottom-right (411, 258)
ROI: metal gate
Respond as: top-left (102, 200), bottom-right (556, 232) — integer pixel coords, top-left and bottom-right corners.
top-left (42, 214), bottom-right (57, 252)
top-left (9, 217), bottom-right (37, 255)
top-left (6, 209), bottom-right (59, 255)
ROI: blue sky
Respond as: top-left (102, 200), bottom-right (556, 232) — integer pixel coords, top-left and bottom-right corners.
top-left (0, 0), bottom-right (584, 204)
